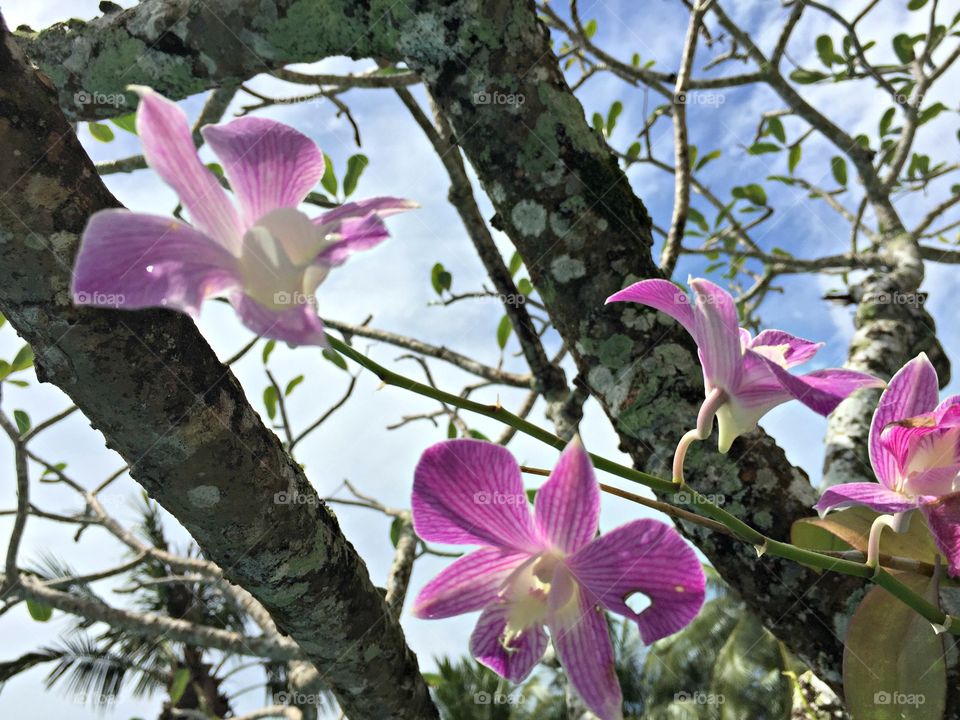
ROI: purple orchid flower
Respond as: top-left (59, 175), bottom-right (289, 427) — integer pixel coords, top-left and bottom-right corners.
top-left (816, 353), bottom-right (960, 575)
top-left (411, 437), bottom-right (705, 720)
top-left (71, 87), bottom-right (415, 347)
top-left (606, 278), bottom-right (884, 457)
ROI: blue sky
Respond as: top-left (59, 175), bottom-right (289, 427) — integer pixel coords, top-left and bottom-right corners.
top-left (0, 0), bottom-right (957, 717)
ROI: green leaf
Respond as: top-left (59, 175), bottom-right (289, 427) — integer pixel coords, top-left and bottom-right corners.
top-left (389, 516), bottom-right (404, 547)
top-left (285, 375), bottom-right (304, 396)
top-left (342, 154), bottom-right (369, 197)
top-left (879, 107), bottom-right (897, 136)
top-left (918, 102), bottom-right (949, 126)
top-left (893, 33), bottom-right (916, 63)
top-left (508, 251), bottom-right (523, 276)
top-left (626, 141), bottom-right (642, 161)
top-left (789, 69), bottom-right (828, 84)
top-left (591, 112), bottom-right (604, 134)
top-left (816, 34), bottom-right (836, 66)
top-left (908, 0), bottom-right (929, 9)
top-left (430, 262), bottom-right (452, 295)
top-left (111, 113), bottom-right (138, 135)
top-left (320, 159), bottom-right (338, 196)
top-left (844, 572), bottom-right (946, 720)
top-left (263, 386), bottom-right (278, 421)
top-left (496, 315), bottom-right (512, 350)
top-left (169, 668), bottom-right (191, 705)
top-left (206, 162), bottom-right (224, 178)
top-left (583, 19), bottom-right (598, 38)
top-left (26, 600), bottom-right (53, 622)
top-left (695, 149), bottom-right (721, 170)
top-left (831, 156), bottom-right (848, 186)
top-left (788, 144), bottom-right (802, 173)
top-left (517, 278), bottom-right (533, 295)
top-left (446, 420), bottom-right (457, 439)
top-left (88, 122), bottom-right (115, 143)
top-left (322, 348), bottom-right (348, 371)
top-left (13, 410), bottom-right (30, 436)
top-left (11, 344), bottom-right (33, 372)
top-left (467, 429), bottom-right (490, 441)
top-left (766, 117), bottom-right (786, 143)
top-left (261, 339), bottom-right (277, 365)
top-left (687, 207), bottom-right (709, 232)
top-left (733, 184), bottom-right (767, 206)
top-left (605, 101), bottom-right (623, 135)
top-left (747, 142), bottom-right (781, 155)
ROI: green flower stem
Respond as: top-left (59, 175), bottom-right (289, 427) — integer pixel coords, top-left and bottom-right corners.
top-left (326, 334), bottom-right (960, 634)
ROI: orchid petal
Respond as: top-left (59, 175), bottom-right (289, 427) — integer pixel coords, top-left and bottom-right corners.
top-left (566, 519), bottom-right (705, 644)
top-left (815, 483), bottom-right (919, 516)
top-left (132, 87), bottom-right (242, 250)
top-left (229, 292), bottom-right (326, 347)
top-left (470, 601), bottom-right (547, 683)
top-left (749, 329), bottom-right (823, 368)
top-left (689, 278), bottom-right (741, 389)
top-left (604, 279), bottom-right (695, 337)
top-left (412, 547), bottom-right (528, 619)
top-left (534, 438), bottom-right (600, 554)
top-left (201, 116), bottom-right (326, 227)
top-left (880, 408), bottom-right (960, 488)
top-left (314, 196), bottom-right (418, 226)
top-left (871, 353), bottom-right (939, 487)
top-left (920, 493), bottom-right (960, 576)
top-left (412, 440), bottom-right (540, 552)
top-left (316, 213), bottom-right (391, 267)
top-left (73, 210), bottom-right (239, 316)
top-left (548, 566), bottom-right (623, 720)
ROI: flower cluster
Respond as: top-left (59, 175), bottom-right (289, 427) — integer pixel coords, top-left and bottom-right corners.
top-left (70, 90), bottom-right (958, 718)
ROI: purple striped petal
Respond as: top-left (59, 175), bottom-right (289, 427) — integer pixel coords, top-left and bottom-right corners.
top-left (73, 210), bottom-right (240, 316)
top-left (689, 278), bottom-right (741, 390)
top-left (412, 440), bottom-right (540, 552)
top-left (548, 567), bottom-right (623, 720)
top-left (230, 292), bottom-right (326, 347)
top-left (132, 87), bottom-right (242, 250)
top-left (201, 116), bottom-right (326, 227)
top-left (313, 198), bottom-right (416, 267)
top-left (470, 601), bottom-right (547, 683)
top-left (534, 438), bottom-right (600, 554)
top-left (871, 353), bottom-right (939, 487)
top-left (412, 547), bottom-right (528, 619)
top-left (879, 408), bottom-right (960, 491)
top-left (604, 279), bottom-right (695, 337)
top-left (749, 330), bottom-right (823, 368)
top-left (566, 519), bottom-right (705, 645)
top-left (314, 197), bottom-right (418, 226)
top-left (815, 483), bottom-right (919, 515)
top-left (920, 493), bottom-right (960, 576)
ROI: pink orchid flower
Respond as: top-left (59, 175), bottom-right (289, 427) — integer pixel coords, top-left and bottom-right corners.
top-left (816, 353), bottom-right (960, 575)
top-left (71, 87), bottom-right (415, 346)
top-left (411, 437), bottom-right (705, 720)
top-left (606, 278), bottom-right (883, 454)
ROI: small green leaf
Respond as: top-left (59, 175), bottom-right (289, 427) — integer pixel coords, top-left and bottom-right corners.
top-left (285, 375), bottom-right (304, 396)
top-left (583, 19), bottom-right (598, 38)
top-left (748, 142), bottom-right (781, 155)
top-left (908, 0), bottom-right (929, 9)
top-left (517, 278), bottom-right (533, 296)
top-left (789, 69), bottom-right (828, 84)
top-left (788, 144), bottom-right (802, 173)
top-left (605, 101), bottom-right (623, 136)
top-left (13, 410), bottom-right (30, 436)
top-left (496, 315), bottom-right (512, 350)
top-left (766, 117), bottom-right (786, 143)
top-left (879, 107), bottom-right (897, 136)
top-left (733, 184), bottom-right (767, 206)
top-left (322, 348), bottom-right (348, 371)
top-left (11, 344), bottom-right (33, 372)
top-left (446, 420), bottom-right (457, 439)
top-left (467, 429), bottom-right (490, 441)
top-left (430, 263), bottom-right (452, 295)
top-left (695, 149), bottom-right (721, 170)
top-left (919, 102), bottom-right (948, 126)
top-left (88, 122), bottom-right (115, 143)
top-left (26, 600), bottom-right (52, 622)
top-left (320, 159), bottom-right (338, 196)
top-left (262, 339), bottom-right (277, 365)
top-left (206, 162), bottom-right (224, 178)
top-left (111, 113), bottom-right (138, 135)
top-left (626, 142), bottom-right (642, 161)
top-left (816, 35), bottom-right (837, 66)
top-left (591, 112), bottom-right (604, 134)
top-left (508, 251), bottom-right (523, 276)
top-left (893, 33), bottom-right (915, 63)
top-left (170, 668), bottom-right (191, 705)
top-left (831, 156), bottom-right (848, 186)
top-left (342, 154), bottom-right (369, 197)
top-left (390, 516), bottom-right (404, 547)
top-left (263, 386), bottom-right (278, 420)
top-left (687, 207), bottom-right (708, 232)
